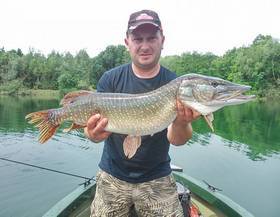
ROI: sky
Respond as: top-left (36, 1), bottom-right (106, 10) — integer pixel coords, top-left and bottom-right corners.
top-left (1, 0), bottom-right (279, 57)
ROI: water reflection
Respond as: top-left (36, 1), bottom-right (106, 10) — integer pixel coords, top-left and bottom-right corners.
top-left (191, 101), bottom-right (280, 161)
top-left (0, 95), bottom-right (59, 132)
top-left (0, 131), bottom-right (102, 217)
top-left (188, 132), bottom-right (211, 146)
top-left (1, 96), bottom-right (280, 217)
top-left (1, 96), bottom-right (280, 160)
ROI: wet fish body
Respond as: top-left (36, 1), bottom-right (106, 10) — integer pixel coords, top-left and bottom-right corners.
top-left (61, 88), bottom-right (178, 136)
top-left (26, 73), bottom-right (255, 158)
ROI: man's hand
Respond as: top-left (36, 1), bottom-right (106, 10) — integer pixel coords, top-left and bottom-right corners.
top-left (84, 114), bottom-right (111, 143)
top-left (174, 100), bottom-right (201, 125)
top-left (167, 100), bottom-right (201, 146)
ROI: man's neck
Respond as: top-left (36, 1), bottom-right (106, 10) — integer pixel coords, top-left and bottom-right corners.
top-left (132, 63), bottom-right (160, 79)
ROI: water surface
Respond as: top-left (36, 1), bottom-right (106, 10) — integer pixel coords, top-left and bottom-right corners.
top-left (0, 95), bottom-right (279, 217)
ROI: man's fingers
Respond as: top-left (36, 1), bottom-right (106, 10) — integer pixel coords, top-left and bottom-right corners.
top-left (192, 109), bottom-right (201, 119)
top-left (84, 114), bottom-right (111, 142)
top-left (176, 100), bottom-right (185, 116)
top-left (98, 131), bottom-right (112, 139)
top-left (94, 117), bottom-right (108, 132)
top-left (177, 100), bottom-right (193, 117)
top-left (84, 126), bottom-right (94, 140)
top-left (87, 114), bottom-right (101, 129)
top-left (176, 99), bottom-right (201, 122)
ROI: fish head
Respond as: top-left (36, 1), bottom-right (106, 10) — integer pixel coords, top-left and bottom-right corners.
top-left (178, 74), bottom-right (255, 115)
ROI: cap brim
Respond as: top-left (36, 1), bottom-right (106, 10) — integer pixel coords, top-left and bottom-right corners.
top-left (128, 21), bottom-right (160, 31)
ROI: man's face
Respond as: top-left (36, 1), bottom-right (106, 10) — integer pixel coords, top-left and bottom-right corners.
top-left (125, 24), bottom-right (165, 70)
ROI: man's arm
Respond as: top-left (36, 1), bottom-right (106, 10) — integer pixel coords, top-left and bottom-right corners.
top-left (167, 100), bottom-right (201, 146)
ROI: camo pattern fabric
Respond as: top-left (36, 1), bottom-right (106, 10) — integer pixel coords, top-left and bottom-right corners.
top-left (90, 170), bottom-right (183, 217)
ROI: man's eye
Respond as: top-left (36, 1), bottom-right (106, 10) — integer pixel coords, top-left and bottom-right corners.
top-left (133, 38), bottom-right (142, 42)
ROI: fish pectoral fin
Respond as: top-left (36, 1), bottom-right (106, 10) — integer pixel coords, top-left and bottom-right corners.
top-left (203, 113), bottom-right (214, 132)
top-left (123, 135), bottom-right (141, 159)
top-left (60, 90), bottom-right (95, 106)
top-left (63, 123), bottom-right (86, 133)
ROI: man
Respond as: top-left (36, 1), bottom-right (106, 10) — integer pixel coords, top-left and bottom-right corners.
top-left (85, 9), bottom-right (200, 217)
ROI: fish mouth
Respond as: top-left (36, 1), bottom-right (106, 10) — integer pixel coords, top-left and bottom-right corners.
top-left (215, 85), bottom-right (255, 103)
top-left (225, 94), bottom-right (256, 104)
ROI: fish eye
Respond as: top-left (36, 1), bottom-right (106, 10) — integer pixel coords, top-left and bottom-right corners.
top-left (211, 81), bottom-right (219, 87)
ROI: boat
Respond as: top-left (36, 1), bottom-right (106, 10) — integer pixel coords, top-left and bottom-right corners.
top-left (43, 165), bottom-right (254, 217)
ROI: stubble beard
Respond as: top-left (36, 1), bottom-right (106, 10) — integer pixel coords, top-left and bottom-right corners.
top-left (133, 51), bottom-right (161, 70)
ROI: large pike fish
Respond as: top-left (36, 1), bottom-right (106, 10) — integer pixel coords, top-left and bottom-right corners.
top-left (26, 73), bottom-right (255, 158)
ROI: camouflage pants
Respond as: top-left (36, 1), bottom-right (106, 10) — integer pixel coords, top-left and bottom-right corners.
top-left (90, 170), bottom-right (183, 217)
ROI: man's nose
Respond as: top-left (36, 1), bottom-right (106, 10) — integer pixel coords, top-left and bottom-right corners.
top-left (140, 40), bottom-right (150, 51)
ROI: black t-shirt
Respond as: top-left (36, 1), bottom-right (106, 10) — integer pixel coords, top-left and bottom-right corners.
top-left (97, 63), bottom-right (177, 183)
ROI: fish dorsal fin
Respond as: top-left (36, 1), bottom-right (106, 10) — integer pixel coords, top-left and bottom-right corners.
top-left (203, 113), bottom-right (215, 132)
top-left (60, 90), bottom-right (94, 106)
top-left (123, 135), bottom-right (141, 159)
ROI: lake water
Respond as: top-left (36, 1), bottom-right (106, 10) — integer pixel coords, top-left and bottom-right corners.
top-left (0, 95), bottom-right (279, 217)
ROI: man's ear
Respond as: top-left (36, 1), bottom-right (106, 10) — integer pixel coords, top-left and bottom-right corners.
top-left (161, 35), bottom-right (165, 49)
top-left (124, 38), bottom-right (129, 47)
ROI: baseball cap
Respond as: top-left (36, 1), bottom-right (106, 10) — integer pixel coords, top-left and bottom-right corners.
top-left (127, 9), bottom-right (162, 33)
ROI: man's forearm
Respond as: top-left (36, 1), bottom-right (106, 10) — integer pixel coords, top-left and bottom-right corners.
top-left (167, 122), bottom-right (193, 146)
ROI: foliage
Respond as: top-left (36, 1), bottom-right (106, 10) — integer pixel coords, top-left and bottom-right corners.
top-left (0, 79), bottom-right (23, 95)
top-left (0, 35), bottom-right (279, 98)
top-left (161, 52), bottom-right (218, 76)
top-left (90, 45), bottom-right (130, 87)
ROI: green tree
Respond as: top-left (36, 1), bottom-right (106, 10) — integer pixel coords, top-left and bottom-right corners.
top-left (90, 45), bottom-right (130, 87)
top-left (1, 34), bottom-right (279, 98)
top-left (73, 49), bottom-right (92, 89)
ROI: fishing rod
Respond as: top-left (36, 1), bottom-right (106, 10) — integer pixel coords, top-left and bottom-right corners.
top-left (0, 157), bottom-right (95, 187)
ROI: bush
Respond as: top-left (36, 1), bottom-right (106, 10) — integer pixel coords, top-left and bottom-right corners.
top-left (58, 73), bottom-right (78, 90)
top-left (0, 79), bottom-right (23, 95)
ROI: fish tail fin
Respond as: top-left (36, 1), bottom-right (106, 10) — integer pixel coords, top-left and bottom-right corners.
top-left (25, 110), bottom-right (59, 143)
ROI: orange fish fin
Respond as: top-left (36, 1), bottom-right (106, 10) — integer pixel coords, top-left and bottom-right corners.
top-left (60, 90), bottom-right (95, 106)
top-left (63, 122), bottom-right (86, 133)
top-left (25, 111), bottom-right (59, 143)
top-left (123, 135), bottom-right (141, 159)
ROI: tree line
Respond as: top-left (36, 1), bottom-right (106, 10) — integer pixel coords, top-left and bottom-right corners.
top-left (0, 34), bottom-right (279, 98)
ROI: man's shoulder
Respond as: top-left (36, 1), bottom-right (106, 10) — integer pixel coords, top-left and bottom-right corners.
top-left (97, 63), bottom-right (131, 92)
top-left (159, 65), bottom-right (177, 80)
top-left (104, 63), bottom-right (131, 77)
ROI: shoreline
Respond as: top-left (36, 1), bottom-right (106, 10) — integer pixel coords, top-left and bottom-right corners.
top-left (0, 88), bottom-right (278, 101)
top-left (0, 89), bottom-right (61, 99)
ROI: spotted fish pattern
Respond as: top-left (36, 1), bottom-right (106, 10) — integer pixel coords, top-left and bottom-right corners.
top-left (26, 73), bottom-right (254, 158)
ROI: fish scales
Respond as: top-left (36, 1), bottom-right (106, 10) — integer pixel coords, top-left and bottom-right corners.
top-left (26, 73), bottom-right (254, 158)
top-left (58, 80), bottom-right (179, 136)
